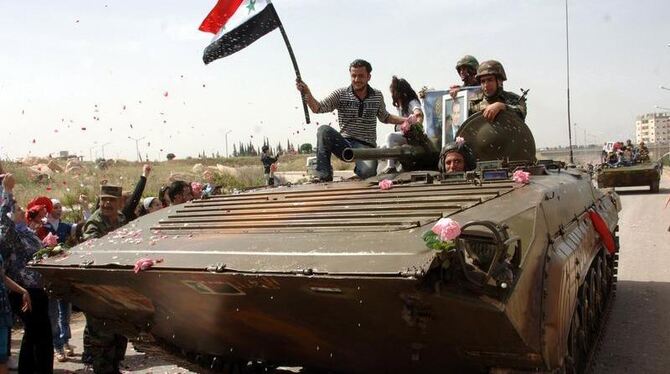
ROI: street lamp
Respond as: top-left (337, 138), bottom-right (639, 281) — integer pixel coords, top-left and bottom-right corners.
top-left (100, 142), bottom-right (111, 160)
top-left (225, 130), bottom-right (232, 157)
top-left (655, 105), bottom-right (670, 111)
top-left (128, 136), bottom-right (146, 162)
top-left (88, 142), bottom-right (98, 162)
top-left (660, 86), bottom-right (670, 91)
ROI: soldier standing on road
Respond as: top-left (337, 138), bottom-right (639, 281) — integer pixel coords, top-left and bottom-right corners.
top-left (261, 145), bottom-right (278, 186)
top-left (469, 60), bottom-right (527, 121)
top-left (81, 185), bottom-right (128, 374)
top-left (296, 59), bottom-right (411, 182)
top-left (449, 55), bottom-right (480, 99)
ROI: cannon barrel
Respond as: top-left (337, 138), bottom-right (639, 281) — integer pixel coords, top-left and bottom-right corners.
top-left (341, 145), bottom-right (428, 162)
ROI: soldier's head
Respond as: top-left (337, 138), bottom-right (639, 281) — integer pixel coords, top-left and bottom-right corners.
top-left (262, 145), bottom-right (270, 154)
top-left (99, 185), bottom-right (122, 220)
top-left (168, 180), bottom-right (193, 205)
top-left (349, 59), bottom-right (372, 92)
top-left (455, 55), bottom-right (479, 86)
top-left (438, 139), bottom-right (477, 173)
top-left (476, 60), bottom-right (507, 98)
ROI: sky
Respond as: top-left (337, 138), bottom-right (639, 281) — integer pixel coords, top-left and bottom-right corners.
top-left (1, 0), bottom-right (669, 161)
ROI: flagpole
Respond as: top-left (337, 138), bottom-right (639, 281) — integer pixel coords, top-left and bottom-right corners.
top-left (275, 15), bottom-right (311, 124)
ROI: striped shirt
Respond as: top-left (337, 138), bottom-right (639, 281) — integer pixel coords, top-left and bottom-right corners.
top-left (317, 85), bottom-right (391, 146)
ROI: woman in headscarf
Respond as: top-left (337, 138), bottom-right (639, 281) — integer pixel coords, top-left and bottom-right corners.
top-left (25, 196), bottom-right (52, 240)
top-left (0, 175), bottom-right (53, 373)
top-left (137, 197), bottom-right (163, 217)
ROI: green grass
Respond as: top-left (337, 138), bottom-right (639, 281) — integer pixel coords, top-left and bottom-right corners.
top-left (0, 154), bottom-right (355, 221)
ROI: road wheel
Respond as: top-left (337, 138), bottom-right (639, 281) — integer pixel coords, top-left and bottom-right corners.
top-left (586, 270), bottom-right (599, 335)
top-left (578, 276), bottom-right (591, 348)
top-left (565, 304), bottom-right (586, 374)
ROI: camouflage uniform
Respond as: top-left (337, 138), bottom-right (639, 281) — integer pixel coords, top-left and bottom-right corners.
top-left (469, 60), bottom-right (527, 120)
top-left (82, 185), bottom-right (128, 374)
top-left (469, 90), bottom-right (527, 120)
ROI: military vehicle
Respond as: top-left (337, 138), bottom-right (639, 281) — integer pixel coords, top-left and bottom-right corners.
top-left (596, 161), bottom-right (662, 192)
top-left (33, 110), bottom-right (621, 373)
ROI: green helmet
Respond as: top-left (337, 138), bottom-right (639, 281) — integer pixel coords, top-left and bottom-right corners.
top-left (475, 60), bottom-right (507, 81)
top-left (438, 141), bottom-right (477, 173)
top-left (455, 55), bottom-right (479, 72)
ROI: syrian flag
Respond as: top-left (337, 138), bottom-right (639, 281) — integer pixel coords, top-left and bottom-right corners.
top-left (200, 0), bottom-right (281, 64)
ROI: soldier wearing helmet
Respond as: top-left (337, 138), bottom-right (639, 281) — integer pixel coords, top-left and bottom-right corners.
top-left (469, 60), bottom-right (527, 121)
top-left (438, 139), bottom-right (477, 173)
top-left (449, 55), bottom-right (480, 99)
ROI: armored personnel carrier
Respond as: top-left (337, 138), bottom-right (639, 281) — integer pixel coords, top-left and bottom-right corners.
top-left (33, 110), bottom-right (621, 373)
top-left (596, 161), bottom-right (662, 192)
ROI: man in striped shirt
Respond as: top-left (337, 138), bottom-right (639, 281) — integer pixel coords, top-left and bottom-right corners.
top-left (297, 59), bottom-right (409, 182)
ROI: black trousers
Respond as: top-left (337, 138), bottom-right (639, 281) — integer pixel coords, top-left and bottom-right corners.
top-left (10, 288), bottom-right (54, 374)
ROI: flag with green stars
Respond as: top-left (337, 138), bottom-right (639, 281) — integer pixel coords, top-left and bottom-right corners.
top-left (200, 0), bottom-right (280, 64)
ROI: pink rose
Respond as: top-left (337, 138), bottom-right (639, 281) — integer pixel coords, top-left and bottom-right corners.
top-left (431, 218), bottom-right (461, 241)
top-left (134, 258), bottom-right (163, 273)
top-left (454, 136), bottom-right (465, 147)
top-left (42, 232), bottom-right (59, 247)
top-left (406, 114), bottom-right (418, 125)
top-left (512, 170), bottom-right (530, 184)
top-left (379, 179), bottom-right (393, 190)
top-left (191, 182), bottom-right (203, 198)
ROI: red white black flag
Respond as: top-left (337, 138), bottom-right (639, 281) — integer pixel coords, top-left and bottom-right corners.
top-left (199, 0), bottom-right (280, 64)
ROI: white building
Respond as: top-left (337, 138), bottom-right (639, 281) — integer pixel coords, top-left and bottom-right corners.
top-left (635, 112), bottom-right (670, 144)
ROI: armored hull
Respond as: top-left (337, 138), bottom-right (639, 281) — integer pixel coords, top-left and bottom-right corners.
top-left (596, 162), bottom-right (662, 192)
top-left (34, 167), bottom-right (620, 373)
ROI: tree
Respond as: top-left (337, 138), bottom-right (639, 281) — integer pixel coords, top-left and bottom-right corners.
top-left (166, 153), bottom-right (176, 161)
top-left (233, 144), bottom-right (238, 157)
top-left (300, 143), bottom-right (313, 154)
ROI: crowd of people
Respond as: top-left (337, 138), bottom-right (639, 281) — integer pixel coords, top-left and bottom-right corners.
top-left (0, 161), bottom-right (206, 373)
top-left (295, 56), bottom-right (526, 181)
top-left (602, 139), bottom-right (650, 167)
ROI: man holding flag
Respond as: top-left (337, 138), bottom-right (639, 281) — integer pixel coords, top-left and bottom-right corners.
top-left (296, 59), bottom-right (411, 182)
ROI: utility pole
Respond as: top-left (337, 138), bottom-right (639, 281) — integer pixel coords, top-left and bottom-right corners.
top-left (565, 0), bottom-right (574, 164)
top-left (225, 130), bottom-right (232, 157)
top-left (100, 142), bottom-right (111, 160)
top-left (88, 145), bottom-right (97, 162)
top-left (128, 136), bottom-right (146, 162)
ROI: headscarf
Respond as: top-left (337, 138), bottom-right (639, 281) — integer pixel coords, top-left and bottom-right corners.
top-left (142, 197), bottom-right (157, 211)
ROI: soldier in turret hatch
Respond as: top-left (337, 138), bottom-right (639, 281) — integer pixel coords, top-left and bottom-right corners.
top-left (438, 138), bottom-right (477, 173)
top-left (469, 60), bottom-right (527, 122)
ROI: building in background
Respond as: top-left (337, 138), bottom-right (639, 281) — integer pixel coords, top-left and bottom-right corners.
top-left (636, 112), bottom-right (670, 144)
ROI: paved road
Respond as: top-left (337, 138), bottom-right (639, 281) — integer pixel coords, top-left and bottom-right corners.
top-left (10, 170), bottom-right (670, 373)
top-left (592, 170), bottom-right (670, 373)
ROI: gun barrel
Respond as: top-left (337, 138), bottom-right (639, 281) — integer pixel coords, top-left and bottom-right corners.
top-left (341, 146), bottom-right (427, 162)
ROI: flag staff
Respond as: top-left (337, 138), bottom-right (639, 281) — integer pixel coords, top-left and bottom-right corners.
top-left (275, 18), bottom-right (311, 124)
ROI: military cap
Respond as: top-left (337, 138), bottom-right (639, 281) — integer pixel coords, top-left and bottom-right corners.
top-left (100, 185), bottom-right (122, 199)
top-left (455, 55), bottom-right (479, 72)
top-left (475, 60), bottom-right (507, 81)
